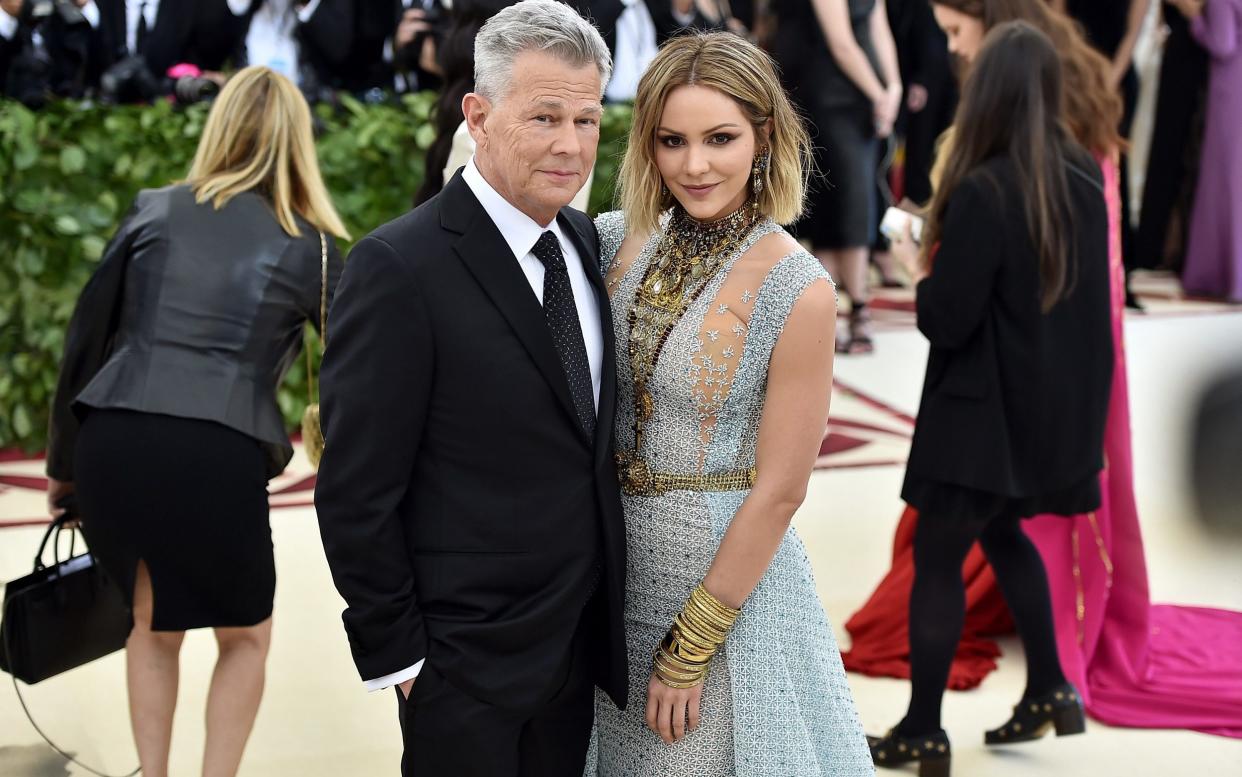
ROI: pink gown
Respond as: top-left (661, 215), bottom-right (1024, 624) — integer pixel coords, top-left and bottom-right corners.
top-left (844, 156), bottom-right (1242, 738)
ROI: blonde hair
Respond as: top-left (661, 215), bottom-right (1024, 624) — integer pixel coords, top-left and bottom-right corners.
top-left (619, 33), bottom-right (811, 235)
top-left (186, 66), bottom-right (349, 239)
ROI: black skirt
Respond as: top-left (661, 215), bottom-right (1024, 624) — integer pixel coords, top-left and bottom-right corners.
top-left (795, 101), bottom-right (880, 250)
top-left (74, 409), bottom-right (274, 631)
top-left (902, 472), bottom-right (1102, 528)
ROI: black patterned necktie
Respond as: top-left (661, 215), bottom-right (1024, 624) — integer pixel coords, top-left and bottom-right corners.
top-left (532, 231), bottom-right (596, 438)
top-left (136, 2), bottom-right (149, 54)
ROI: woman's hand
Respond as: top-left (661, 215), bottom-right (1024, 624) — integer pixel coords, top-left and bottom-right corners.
top-left (645, 671), bottom-right (703, 745)
top-left (47, 477), bottom-right (76, 527)
top-left (873, 84), bottom-right (902, 137)
top-left (890, 221), bottom-right (926, 284)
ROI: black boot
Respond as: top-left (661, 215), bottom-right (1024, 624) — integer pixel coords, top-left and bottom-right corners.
top-left (985, 683), bottom-right (1086, 745)
top-left (868, 727), bottom-right (951, 776)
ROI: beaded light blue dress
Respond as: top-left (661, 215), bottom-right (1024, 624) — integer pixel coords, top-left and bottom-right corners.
top-left (584, 210), bottom-right (873, 777)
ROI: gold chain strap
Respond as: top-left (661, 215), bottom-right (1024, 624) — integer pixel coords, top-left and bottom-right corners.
top-left (305, 231), bottom-right (327, 405)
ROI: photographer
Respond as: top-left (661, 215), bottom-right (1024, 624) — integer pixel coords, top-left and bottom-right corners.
top-left (88, 0), bottom-right (243, 102)
top-left (390, 0), bottom-right (443, 93)
top-left (1, 0), bottom-right (95, 105)
top-left (229, 0), bottom-right (355, 98)
top-left (328, 0), bottom-right (444, 98)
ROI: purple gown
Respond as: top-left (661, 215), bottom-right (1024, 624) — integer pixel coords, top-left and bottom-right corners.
top-left (1182, 0), bottom-right (1242, 301)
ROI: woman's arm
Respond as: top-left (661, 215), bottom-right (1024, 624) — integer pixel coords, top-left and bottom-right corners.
top-left (870, 0), bottom-right (904, 133)
top-left (1185, 0), bottom-right (1240, 58)
top-left (644, 275), bottom-right (837, 745)
top-left (46, 196), bottom-right (143, 484)
top-left (811, 0), bottom-right (889, 105)
top-left (1110, 0), bottom-right (1155, 88)
top-left (701, 279), bottom-right (837, 607)
top-left (913, 177), bottom-right (1003, 349)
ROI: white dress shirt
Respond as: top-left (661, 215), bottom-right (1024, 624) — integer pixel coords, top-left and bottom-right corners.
top-left (604, 0), bottom-right (657, 103)
top-left (0, 10), bottom-right (18, 40)
top-left (363, 156), bottom-right (603, 693)
top-left (241, 0), bottom-right (321, 82)
top-left (2, 3), bottom-right (101, 38)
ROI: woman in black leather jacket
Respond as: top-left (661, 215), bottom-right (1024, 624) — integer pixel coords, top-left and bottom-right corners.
top-left (45, 65), bottom-right (347, 777)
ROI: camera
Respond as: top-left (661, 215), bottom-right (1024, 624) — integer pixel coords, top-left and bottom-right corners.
top-left (99, 55), bottom-right (163, 103)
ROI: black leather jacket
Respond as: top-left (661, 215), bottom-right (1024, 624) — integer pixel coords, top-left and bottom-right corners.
top-left (47, 184), bottom-right (343, 480)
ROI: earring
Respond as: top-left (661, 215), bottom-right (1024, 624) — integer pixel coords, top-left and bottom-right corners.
top-left (752, 148), bottom-right (770, 198)
top-left (660, 181), bottom-right (670, 203)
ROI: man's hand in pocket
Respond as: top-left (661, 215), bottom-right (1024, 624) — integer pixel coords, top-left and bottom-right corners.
top-left (399, 677), bottom-right (416, 700)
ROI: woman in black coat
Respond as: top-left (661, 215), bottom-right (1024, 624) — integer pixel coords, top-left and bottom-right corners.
top-left (870, 21), bottom-right (1113, 775)
top-left (45, 66), bottom-right (348, 777)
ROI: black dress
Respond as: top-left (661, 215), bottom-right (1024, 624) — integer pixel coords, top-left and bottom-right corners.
top-left (772, 0), bottom-right (884, 249)
top-left (1064, 0), bottom-right (1141, 267)
top-left (1135, 8), bottom-right (1209, 271)
top-left (48, 185), bottom-right (341, 630)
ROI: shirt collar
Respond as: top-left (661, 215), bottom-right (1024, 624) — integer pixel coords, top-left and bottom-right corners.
top-left (462, 157), bottom-right (570, 262)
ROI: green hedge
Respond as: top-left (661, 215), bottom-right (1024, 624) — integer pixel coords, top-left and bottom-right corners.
top-left (0, 95), bottom-right (633, 454)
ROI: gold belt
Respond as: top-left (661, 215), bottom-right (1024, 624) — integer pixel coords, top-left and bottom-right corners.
top-left (616, 452), bottom-right (756, 496)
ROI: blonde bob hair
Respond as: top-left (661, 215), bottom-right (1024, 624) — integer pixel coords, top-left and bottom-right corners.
top-left (620, 33), bottom-right (811, 235)
top-left (186, 66), bottom-right (349, 239)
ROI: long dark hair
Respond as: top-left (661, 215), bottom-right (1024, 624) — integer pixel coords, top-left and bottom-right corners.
top-left (925, 20), bottom-right (1076, 312)
top-left (413, 0), bottom-right (516, 207)
top-left (931, 0), bottom-right (1124, 155)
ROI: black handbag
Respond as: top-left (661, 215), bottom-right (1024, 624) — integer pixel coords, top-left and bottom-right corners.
top-left (1, 511), bottom-right (139, 777)
top-left (1, 513), bottom-right (130, 683)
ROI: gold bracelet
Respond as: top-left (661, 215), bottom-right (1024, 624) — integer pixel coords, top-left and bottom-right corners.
top-left (692, 584), bottom-right (741, 620)
top-left (653, 656), bottom-right (703, 682)
top-left (654, 673), bottom-right (705, 689)
top-left (690, 585), bottom-right (740, 625)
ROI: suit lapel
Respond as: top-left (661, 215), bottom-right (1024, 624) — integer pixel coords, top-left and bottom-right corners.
top-left (441, 175), bottom-right (587, 444)
top-left (559, 211), bottom-right (617, 465)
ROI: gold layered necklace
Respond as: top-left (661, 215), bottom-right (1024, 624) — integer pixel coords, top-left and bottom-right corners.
top-left (616, 200), bottom-right (761, 493)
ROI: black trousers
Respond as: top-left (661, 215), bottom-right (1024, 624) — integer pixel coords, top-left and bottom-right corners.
top-left (396, 613), bottom-right (596, 776)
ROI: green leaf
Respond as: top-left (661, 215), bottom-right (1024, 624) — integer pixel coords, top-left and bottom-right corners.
top-left (14, 143), bottom-right (38, 170)
top-left (80, 235), bottom-right (107, 261)
top-left (12, 405), bottom-right (33, 439)
top-left (60, 145), bottom-right (87, 175)
top-left (54, 215), bottom-right (82, 235)
top-left (415, 123), bottom-right (436, 150)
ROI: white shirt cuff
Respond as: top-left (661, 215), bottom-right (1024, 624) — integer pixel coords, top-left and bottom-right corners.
top-left (297, 0), bottom-right (324, 23)
top-left (363, 659), bottom-right (424, 692)
top-left (0, 10), bottom-right (19, 40)
top-left (80, 1), bottom-right (101, 28)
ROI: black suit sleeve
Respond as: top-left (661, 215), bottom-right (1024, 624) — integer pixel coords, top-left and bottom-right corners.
top-left (915, 176), bottom-right (1003, 349)
top-left (46, 196), bottom-right (144, 481)
top-left (314, 235), bottom-right (433, 682)
top-left (299, 0), bottom-right (355, 68)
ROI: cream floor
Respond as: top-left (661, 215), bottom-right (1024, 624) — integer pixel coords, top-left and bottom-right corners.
top-left (2, 308), bottom-right (1241, 776)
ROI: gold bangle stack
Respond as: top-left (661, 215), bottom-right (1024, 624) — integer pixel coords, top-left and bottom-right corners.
top-left (653, 583), bottom-right (742, 689)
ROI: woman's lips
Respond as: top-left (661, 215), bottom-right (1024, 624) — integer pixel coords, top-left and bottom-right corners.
top-left (682, 183), bottom-right (719, 198)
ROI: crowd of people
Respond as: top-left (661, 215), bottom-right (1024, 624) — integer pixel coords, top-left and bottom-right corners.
top-left (21, 0), bottom-right (1242, 776)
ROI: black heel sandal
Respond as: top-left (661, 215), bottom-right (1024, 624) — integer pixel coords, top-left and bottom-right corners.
top-left (985, 683), bottom-right (1086, 745)
top-left (868, 727), bottom-right (951, 776)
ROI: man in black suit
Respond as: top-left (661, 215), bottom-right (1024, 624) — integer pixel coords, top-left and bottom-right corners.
top-left (90, 0), bottom-right (240, 88)
top-left (314, 1), bottom-right (626, 774)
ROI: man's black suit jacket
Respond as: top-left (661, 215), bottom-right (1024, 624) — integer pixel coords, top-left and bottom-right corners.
top-left (315, 172), bottom-right (628, 712)
top-left (228, 0), bottom-right (356, 87)
top-left (93, 0), bottom-right (239, 79)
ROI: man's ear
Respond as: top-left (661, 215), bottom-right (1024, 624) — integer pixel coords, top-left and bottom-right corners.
top-left (462, 93), bottom-right (491, 150)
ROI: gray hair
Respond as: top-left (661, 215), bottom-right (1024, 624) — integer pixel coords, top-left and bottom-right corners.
top-left (474, 0), bottom-right (612, 102)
